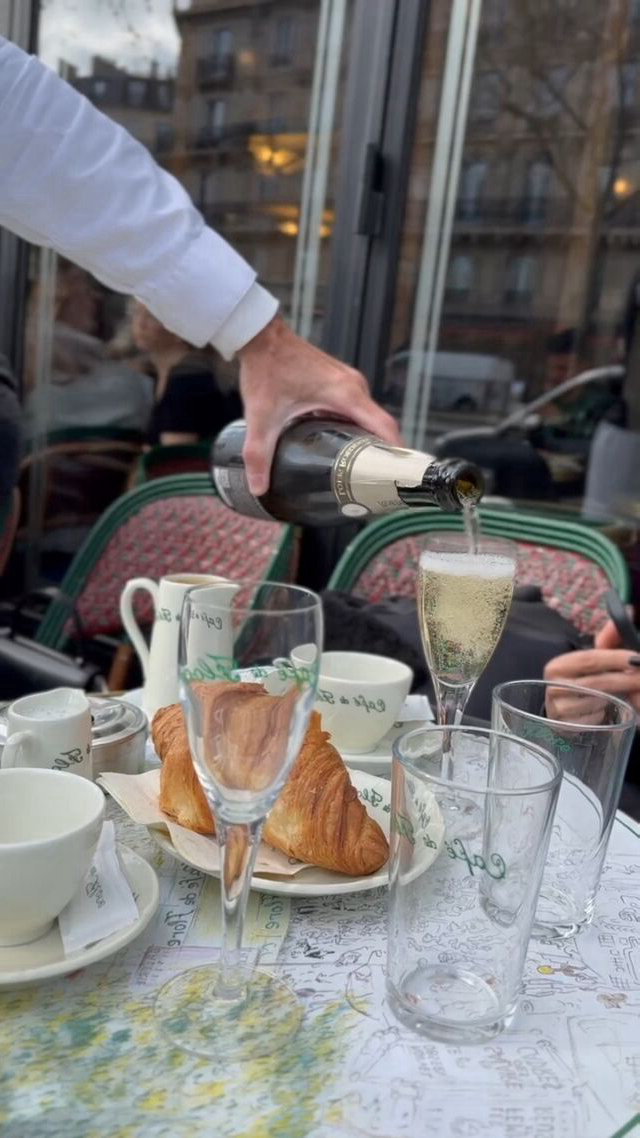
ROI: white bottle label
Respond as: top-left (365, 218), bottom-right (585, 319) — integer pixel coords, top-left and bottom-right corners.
top-left (213, 467), bottom-right (273, 521)
top-left (332, 439), bottom-right (434, 515)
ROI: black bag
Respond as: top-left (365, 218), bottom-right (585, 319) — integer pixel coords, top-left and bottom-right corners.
top-left (321, 586), bottom-right (586, 723)
top-left (0, 591), bottom-right (106, 699)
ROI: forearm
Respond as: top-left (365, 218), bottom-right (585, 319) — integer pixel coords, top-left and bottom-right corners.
top-left (0, 38), bottom-right (278, 357)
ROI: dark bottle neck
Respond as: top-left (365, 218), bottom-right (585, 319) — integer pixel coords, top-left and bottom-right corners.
top-left (397, 458), bottom-right (484, 511)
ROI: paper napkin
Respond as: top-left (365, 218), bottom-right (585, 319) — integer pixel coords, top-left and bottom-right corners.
top-left (58, 820), bottom-right (139, 955)
top-left (98, 769), bottom-right (314, 877)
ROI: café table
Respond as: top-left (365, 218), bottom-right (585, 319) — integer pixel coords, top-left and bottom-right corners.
top-left (1, 797), bottom-right (639, 1138)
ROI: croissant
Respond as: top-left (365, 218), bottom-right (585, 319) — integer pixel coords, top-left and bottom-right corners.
top-left (152, 690), bottom-right (388, 877)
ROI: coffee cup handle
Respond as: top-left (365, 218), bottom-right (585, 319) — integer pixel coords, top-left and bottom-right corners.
top-left (1, 731), bottom-right (36, 768)
top-left (119, 577), bottom-right (159, 681)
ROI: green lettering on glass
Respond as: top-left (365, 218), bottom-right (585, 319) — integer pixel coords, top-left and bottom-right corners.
top-left (390, 811), bottom-right (416, 845)
top-left (510, 721), bottom-right (573, 755)
top-left (180, 654), bottom-right (237, 684)
top-left (445, 837), bottom-right (507, 880)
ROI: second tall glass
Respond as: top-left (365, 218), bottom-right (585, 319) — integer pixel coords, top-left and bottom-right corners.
top-left (492, 679), bottom-right (636, 940)
top-left (154, 580), bottom-right (322, 1061)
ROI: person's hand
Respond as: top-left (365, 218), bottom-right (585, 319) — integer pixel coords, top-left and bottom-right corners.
top-left (543, 623), bottom-right (640, 720)
top-left (237, 316), bottom-right (402, 495)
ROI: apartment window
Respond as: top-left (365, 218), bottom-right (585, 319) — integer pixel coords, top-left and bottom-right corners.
top-left (531, 66), bottom-right (569, 119)
top-left (91, 79), bottom-right (108, 101)
top-left (470, 72), bottom-right (501, 122)
top-left (156, 82), bottom-right (172, 111)
top-left (207, 99), bottom-right (226, 136)
top-left (457, 159), bottom-right (487, 219)
top-left (483, 0), bottom-right (506, 27)
top-left (621, 61), bottom-right (640, 109)
top-left (199, 169), bottom-right (217, 206)
top-left (212, 28), bottom-right (233, 63)
top-left (445, 254), bottom-right (474, 302)
top-left (127, 79), bottom-right (146, 108)
top-left (504, 254), bottom-right (536, 305)
top-left (272, 17), bottom-right (295, 66)
top-left (522, 159), bottom-right (551, 221)
top-left (155, 123), bottom-right (174, 153)
top-left (268, 92), bottom-right (287, 132)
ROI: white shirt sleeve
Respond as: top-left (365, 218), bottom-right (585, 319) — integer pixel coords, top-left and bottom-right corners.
top-left (0, 38), bottom-right (279, 358)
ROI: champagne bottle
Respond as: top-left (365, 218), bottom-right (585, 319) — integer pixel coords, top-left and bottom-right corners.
top-left (210, 418), bottom-right (483, 526)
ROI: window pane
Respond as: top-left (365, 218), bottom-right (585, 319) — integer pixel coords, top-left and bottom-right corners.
top-left (20, 0), bottom-right (352, 585)
top-left (385, 0), bottom-right (635, 517)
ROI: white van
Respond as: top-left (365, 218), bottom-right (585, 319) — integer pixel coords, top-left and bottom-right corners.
top-left (383, 350), bottom-right (515, 417)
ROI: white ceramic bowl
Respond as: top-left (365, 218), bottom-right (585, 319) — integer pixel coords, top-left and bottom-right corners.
top-left (311, 650), bottom-right (413, 754)
top-left (0, 768), bottom-right (105, 946)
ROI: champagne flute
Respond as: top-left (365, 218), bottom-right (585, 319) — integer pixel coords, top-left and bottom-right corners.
top-left (417, 532), bottom-right (516, 802)
top-left (154, 580), bottom-right (322, 1061)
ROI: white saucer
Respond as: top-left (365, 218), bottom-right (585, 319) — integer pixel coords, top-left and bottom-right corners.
top-left (342, 719), bottom-right (434, 778)
top-left (150, 771), bottom-right (443, 897)
top-left (0, 845), bottom-right (159, 988)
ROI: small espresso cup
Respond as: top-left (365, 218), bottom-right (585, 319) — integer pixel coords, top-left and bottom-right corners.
top-left (1, 687), bottom-right (92, 778)
top-left (0, 768), bottom-right (104, 945)
top-left (304, 650), bottom-right (413, 753)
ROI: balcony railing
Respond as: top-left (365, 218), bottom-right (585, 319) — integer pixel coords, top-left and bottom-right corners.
top-left (194, 122), bottom-right (259, 149)
top-left (455, 194), bottom-right (640, 230)
top-left (455, 197), bottom-right (576, 227)
top-left (196, 56), bottom-right (236, 88)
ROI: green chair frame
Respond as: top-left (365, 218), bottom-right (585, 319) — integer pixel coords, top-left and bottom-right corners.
top-left (131, 442), bottom-right (211, 486)
top-left (36, 473), bottom-right (297, 651)
top-left (327, 506), bottom-right (630, 598)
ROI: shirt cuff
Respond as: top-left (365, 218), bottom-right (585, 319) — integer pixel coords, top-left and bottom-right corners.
top-left (211, 282), bottom-right (280, 360)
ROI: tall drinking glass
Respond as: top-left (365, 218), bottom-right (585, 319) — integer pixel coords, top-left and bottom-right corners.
top-left (154, 581), bottom-right (322, 1060)
top-left (417, 532), bottom-right (516, 825)
top-left (417, 533), bottom-right (517, 733)
top-left (492, 679), bottom-right (636, 940)
top-left (387, 725), bottom-right (561, 1044)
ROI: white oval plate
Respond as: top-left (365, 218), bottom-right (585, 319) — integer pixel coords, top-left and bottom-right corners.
top-left (151, 770), bottom-right (445, 897)
top-left (151, 771), bottom-right (393, 897)
top-left (342, 719), bottom-right (437, 778)
top-left (0, 845), bottom-right (159, 988)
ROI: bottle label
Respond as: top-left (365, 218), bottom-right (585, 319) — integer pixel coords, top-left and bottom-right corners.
top-left (213, 467), bottom-right (273, 521)
top-left (332, 439), bottom-right (434, 515)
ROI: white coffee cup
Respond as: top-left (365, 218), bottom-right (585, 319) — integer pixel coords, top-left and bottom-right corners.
top-left (1, 687), bottom-right (92, 778)
top-left (0, 768), bottom-right (104, 945)
top-left (120, 572), bottom-right (233, 713)
top-left (297, 650), bottom-right (413, 753)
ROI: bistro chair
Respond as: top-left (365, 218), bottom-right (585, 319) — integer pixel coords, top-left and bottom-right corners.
top-left (0, 489), bottom-right (20, 577)
top-left (130, 442), bottom-right (211, 486)
top-left (327, 506), bottom-right (629, 638)
top-left (32, 474), bottom-right (298, 682)
top-left (18, 427), bottom-right (145, 545)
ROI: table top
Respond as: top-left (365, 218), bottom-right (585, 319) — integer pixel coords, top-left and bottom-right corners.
top-left (1, 801), bottom-right (639, 1138)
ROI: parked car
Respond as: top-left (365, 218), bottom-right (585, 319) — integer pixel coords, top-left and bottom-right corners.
top-left (433, 365), bottom-right (626, 502)
top-left (382, 349), bottom-right (516, 417)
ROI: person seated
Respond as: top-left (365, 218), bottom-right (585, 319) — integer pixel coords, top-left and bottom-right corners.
top-left (543, 618), bottom-right (640, 718)
top-left (129, 301), bottom-right (240, 446)
top-left (22, 261), bottom-right (153, 440)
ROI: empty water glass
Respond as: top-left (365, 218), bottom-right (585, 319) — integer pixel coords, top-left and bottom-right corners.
top-left (492, 679), bottom-right (636, 940)
top-left (387, 725), bottom-right (560, 1044)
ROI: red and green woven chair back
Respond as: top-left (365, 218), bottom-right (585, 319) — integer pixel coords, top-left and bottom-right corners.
top-left (328, 507), bottom-right (629, 640)
top-left (353, 537), bottom-right (614, 637)
top-left (36, 474), bottom-right (297, 649)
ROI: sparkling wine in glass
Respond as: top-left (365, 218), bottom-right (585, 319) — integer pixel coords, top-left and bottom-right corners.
top-left (154, 580), bottom-right (322, 1061)
top-left (417, 531), bottom-right (516, 796)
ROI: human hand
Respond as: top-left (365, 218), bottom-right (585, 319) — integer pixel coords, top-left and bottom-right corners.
top-left (543, 638), bottom-right (640, 721)
top-left (238, 316), bottom-right (401, 495)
